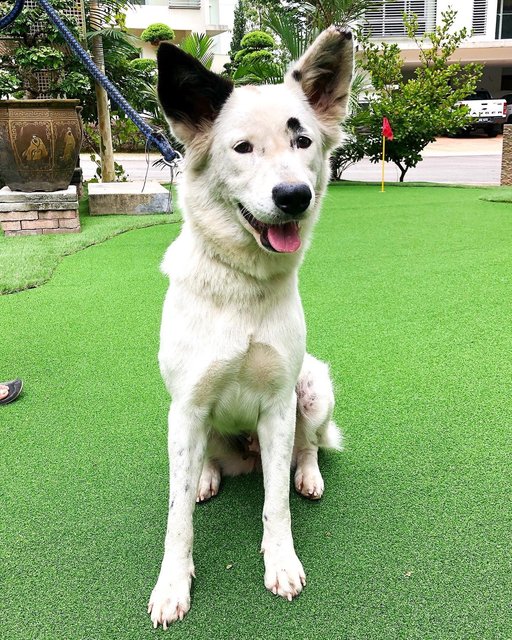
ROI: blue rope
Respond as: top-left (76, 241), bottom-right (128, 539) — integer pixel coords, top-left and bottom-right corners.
top-left (0, 0), bottom-right (24, 30)
top-left (0, 0), bottom-right (178, 164)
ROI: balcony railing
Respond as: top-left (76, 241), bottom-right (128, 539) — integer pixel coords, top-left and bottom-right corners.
top-left (169, 0), bottom-right (201, 8)
top-left (364, 0), bottom-right (437, 38)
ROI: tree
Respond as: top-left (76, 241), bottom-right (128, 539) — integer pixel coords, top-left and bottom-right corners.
top-left (231, 0), bottom-right (384, 84)
top-left (234, 30), bottom-right (276, 66)
top-left (335, 9), bottom-right (483, 182)
top-left (0, 0), bottom-right (144, 122)
top-left (305, 0), bottom-right (381, 30)
top-left (140, 23), bottom-right (175, 46)
top-left (226, 0), bottom-right (247, 73)
top-left (0, 0), bottom-right (81, 99)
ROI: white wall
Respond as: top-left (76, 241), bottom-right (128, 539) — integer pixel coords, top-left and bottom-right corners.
top-left (436, 0), bottom-right (472, 32)
top-left (210, 0), bottom-right (235, 70)
top-left (437, 0), bottom-right (500, 41)
top-left (213, 0), bottom-right (235, 56)
top-left (486, 0), bottom-right (499, 39)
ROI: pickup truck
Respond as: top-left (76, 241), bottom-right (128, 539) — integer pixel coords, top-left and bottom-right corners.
top-left (501, 93), bottom-right (512, 123)
top-left (456, 90), bottom-right (507, 137)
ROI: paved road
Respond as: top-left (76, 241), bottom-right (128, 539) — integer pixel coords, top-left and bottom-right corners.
top-left (79, 135), bottom-right (504, 186)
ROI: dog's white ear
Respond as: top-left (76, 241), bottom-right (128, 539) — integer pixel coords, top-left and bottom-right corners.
top-left (286, 27), bottom-right (354, 131)
top-left (157, 44), bottom-right (234, 145)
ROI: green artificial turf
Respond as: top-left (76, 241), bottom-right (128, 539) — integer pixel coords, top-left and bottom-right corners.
top-left (479, 186), bottom-right (512, 203)
top-left (1, 183), bottom-right (511, 639)
top-left (0, 186), bottom-right (180, 295)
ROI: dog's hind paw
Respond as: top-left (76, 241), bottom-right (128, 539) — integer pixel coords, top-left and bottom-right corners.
top-left (196, 460), bottom-right (221, 502)
top-left (148, 576), bottom-right (192, 629)
top-left (294, 465), bottom-right (324, 500)
top-left (263, 548), bottom-right (306, 601)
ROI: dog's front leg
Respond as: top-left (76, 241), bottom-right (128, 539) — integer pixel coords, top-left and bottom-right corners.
top-left (148, 401), bottom-right (207, 629)
top-left (258, 394), bottom-right (306, 600)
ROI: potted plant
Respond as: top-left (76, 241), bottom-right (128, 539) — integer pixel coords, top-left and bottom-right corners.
top-left (0, 0), bottom-right (84, 191)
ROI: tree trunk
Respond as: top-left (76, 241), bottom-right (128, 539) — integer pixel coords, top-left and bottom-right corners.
top-left (90, 0), bottom-right (115, 183)
top-left (395, 161), bottom-right (408, 182)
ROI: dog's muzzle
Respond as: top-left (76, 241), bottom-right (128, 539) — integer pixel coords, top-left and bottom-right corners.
top-left (272, 183), bottom-right (312, 216)
top-left (238, 204), bottom-right (302, 253)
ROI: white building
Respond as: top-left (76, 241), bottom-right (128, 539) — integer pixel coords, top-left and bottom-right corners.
top-left (365, 0), bottom-right (512, 98)
top-left (125, 0), bottom-right (235, 71)
top-left (126, 1), bottom-right (512, 97)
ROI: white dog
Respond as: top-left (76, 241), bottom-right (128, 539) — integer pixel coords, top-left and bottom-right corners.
top-left (148, 27), bottom-right (354, 629)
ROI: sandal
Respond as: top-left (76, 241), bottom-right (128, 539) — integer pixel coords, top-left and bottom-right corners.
top-left (0, 379), bottom-right (23, 405)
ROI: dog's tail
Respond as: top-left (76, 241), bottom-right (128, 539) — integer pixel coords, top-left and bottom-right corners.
top-left (317, 420), bottom-right (344, 451)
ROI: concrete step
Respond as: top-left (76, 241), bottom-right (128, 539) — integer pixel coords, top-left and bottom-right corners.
top-left (88, 181), bottom-right (172, 215)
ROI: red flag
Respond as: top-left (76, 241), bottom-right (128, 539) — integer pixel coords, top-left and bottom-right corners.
top-left (382, 117), bottom-right (394, 141)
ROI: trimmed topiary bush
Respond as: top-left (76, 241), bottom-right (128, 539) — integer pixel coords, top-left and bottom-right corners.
top-left (234, 49), bottom-right (273, 65)
top-left (239, 30), bottom-right (275, 50)
top-left (235, 30), bottom-right (276, 68)
top-left (140, 23), bottom-right (175, 45)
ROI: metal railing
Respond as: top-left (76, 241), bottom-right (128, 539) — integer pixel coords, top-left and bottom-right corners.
top-left (169, 0), bottom-right (201, 9)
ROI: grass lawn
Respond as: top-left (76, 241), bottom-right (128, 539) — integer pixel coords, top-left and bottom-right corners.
top-left (1, 183), bottom-right (511, 639)
top-left (0, 186), bottom-right (180, 295)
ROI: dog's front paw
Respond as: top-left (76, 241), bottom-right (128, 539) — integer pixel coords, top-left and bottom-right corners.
top-left (148, 572), bottom-right (193, 629)
top-left (263, 548), bottom-right (306, 601)
top-left (294, 465), bottom-right (324, 500)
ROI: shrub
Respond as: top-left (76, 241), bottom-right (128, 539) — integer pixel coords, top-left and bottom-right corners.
top-left (15, 45), bottom-right (65, 71)
top-left (239, 30), bottom-right (275, 51)
top-left (129, 58), bottom-right (157, 73)
top-left (140, 23), bottom-right (175, 45)
top-left (235, 49), bottom-right (273, 65)
top-left (56, 71), bottom-right (93, 99)
top-left (0, 69), bottom-right (21, 98)
top-left (234, 29), bottom-right (277, 69)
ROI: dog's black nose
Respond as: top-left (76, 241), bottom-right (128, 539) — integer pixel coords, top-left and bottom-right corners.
top-left (272, 183), bottom-right (312, 216)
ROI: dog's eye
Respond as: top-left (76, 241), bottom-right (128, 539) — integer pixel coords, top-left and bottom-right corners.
top-left (233, 141), bottom-right (253, 154)
top-left (296, 136), bottom-right (312, 149)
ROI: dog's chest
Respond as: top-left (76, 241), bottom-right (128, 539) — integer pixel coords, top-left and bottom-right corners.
top-left (195, 340), bottom-right (290, 434)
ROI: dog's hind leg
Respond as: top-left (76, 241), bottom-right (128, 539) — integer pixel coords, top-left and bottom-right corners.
top-left (294, 354), bottom-right (342, 500)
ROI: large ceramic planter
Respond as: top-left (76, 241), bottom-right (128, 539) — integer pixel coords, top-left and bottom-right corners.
top-left (0, 99), bottom-right (83, 192)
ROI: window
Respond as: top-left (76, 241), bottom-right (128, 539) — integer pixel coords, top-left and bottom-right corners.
top-left (364, 0), bottom-right (437, 38)
top-left (472, 0), bottom-right (487, 35)
top-left (169, 0), bottom-right (201, 7)
top-left (496, 0), bottom-right (512, 38)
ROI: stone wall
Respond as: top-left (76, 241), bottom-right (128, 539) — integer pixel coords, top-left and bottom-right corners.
top-left (501, 125), bottom-right (512, 186)
top-left (0, 186), bottom-right (80, 236)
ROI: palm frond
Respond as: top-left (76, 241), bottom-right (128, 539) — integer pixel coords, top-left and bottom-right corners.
top-left (348, 68), bottom-right (372, 114)
top-left (179, 32), bottom-right (215, 70)
top-left (307, 0), bottom-right (384, 30)
top-left (87, 1), bottom-right (135, 30)
top-left (232, 60), bottom-right (285, 86)
top-left (86, 27), bottom-right (139, 48)
top-left (263, 10), bottom-right (316, 61)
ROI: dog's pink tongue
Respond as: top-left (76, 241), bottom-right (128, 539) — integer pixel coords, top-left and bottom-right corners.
top-left (267, 222), bottom-right (301, 253)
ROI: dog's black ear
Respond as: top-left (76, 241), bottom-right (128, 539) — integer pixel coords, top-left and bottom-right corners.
top-left (286, 27), bottom-right (353, 134)
top-left (157, 43), bottom-right (234, 145)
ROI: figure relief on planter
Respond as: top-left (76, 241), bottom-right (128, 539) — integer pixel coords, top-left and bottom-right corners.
top-left (12, 123), bottom-right (52, 170)
top-left (21, 134), bottom-right (49, 163)
top-left (0, 100), bottom-right (83, 192)
top-left (62, 128), bottom-right (76, 162)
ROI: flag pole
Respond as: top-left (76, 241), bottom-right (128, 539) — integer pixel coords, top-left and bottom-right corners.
top-left (381, 134), bottom-right (386, 192)
top-left (381, 117), bottom-right (393, 192)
